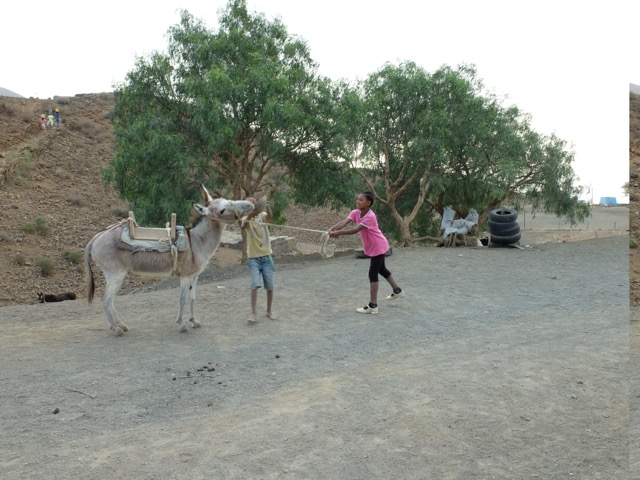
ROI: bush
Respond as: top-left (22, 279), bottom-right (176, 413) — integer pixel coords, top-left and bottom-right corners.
top-left (63, 249), bottom-right (83, 264)
top-left (111, 207), bottom-right (130, 218)
top-left (631, 238), bottom-right (638, 249)
top-left (67, 195), bottom-right (87, 207)
top-left (37, 258), bottom-right (55, 276)
top-left (14, 254), bottom-right (27, 265)
top-left (21, 222), bottom-right (36, 234)
top-left (34, 217), bottom-right (50, 236)
top-left (75, 118), bottom-right (100, 136)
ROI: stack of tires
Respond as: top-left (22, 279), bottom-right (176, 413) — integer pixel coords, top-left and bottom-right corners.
top-left (488, 208), bottom-right (521, 247)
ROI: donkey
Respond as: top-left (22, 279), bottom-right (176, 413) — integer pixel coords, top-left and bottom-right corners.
top-left (84, 184), bottom-right (254, 336)
top-left (37, 291), bottom-right (77, 303)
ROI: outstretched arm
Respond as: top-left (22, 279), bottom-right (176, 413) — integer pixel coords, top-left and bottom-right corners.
top-left (329, 220), bottom-right (365, 238)
top-left (328, 217), bottom-right (352, 233)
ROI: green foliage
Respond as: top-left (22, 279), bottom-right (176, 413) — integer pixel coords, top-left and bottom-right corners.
top-left (20, 223), bottom-right (36, 234)
top-left (37, 258), bottom-right (55, 277)
top-left (14, 254), bottom-right (27, 266)
top-left (631, 238), bottom-right (638, 249)
top-left (5, 147), bottom-right (33, 186)
top-left (22, 217), bottom-right (50, 236)
top-left (34, 217), bottom-right (50, 236)
top-left (63, 249), bottom-right (83, 265)
top-left (105, 0), bottom-right (588, 235)
top-left (106, 0), bottom-right (352, 225)
top-left (349, 62), bottom-right (590, 244)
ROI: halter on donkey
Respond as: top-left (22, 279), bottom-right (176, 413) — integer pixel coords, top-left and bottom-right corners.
top-left (84, 184), bottom-right (254, 336)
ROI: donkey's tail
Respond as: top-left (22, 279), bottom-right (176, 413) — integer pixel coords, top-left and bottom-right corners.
top-left (84, 234), bottom-right (97, 304)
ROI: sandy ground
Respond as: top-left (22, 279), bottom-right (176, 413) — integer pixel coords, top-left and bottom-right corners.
top-left (0, 230), bottom-right (630, 479)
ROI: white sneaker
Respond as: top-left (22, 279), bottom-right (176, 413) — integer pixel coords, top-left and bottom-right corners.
top-left (357, 305), bottom-right (378, 314)
top-left (386, 290), bottom-right (406, 301)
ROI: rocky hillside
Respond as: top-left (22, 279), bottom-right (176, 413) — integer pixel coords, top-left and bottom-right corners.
top-left (0, 94), bottom-right (137, 306)
top-left (630, 92), bottom-right (640, 306)
top-left (0, 94), bottom-right (348, 307)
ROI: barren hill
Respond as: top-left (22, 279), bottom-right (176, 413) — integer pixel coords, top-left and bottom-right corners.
top-left (0, 94), bottom-right (136, 306)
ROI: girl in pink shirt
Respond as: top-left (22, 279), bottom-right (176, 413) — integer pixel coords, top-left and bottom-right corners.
top-left (328, 191), bottom-right (405, 314)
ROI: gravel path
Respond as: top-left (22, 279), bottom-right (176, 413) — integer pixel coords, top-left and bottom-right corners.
top-left (0, 235), bottom-right (630, 479)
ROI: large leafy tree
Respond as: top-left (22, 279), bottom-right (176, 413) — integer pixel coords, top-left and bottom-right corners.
top-left (105, 0), bottom-right (352, 225)
top-left (427, 66), bottom-right (589, 226)
top-left (348, 61), bottom-right (441, 245)
top-left (350, 63), bottom-right (589, 245)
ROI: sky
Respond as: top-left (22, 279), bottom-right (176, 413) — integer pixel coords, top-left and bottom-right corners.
top-left (2, 0), bottom-right (636, 203)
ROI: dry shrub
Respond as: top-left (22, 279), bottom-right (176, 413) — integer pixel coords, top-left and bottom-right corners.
top-left (67, 195), bottom-right (87, 207)
top-left (111, 207), bottom-right (130, 218)
top-left (1, 103), bottom-right (16, 116)
top-left (75, 118), bottom-right (100, 136)
top-left (20, 223), bottom-right (36, 234)
top-left (34, 217), bottom-right (50, 236)
top-left (37, 257), bottom-right (55, 276)
top-left (63, 249), bottom-right (83, 265)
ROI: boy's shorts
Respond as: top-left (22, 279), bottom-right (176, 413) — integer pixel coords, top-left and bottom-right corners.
top-left (248, 255), bottom-right (275, 290)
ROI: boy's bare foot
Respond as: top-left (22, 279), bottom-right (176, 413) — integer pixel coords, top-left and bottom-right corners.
top-left (266, 312), bottom-right (278, 320)
top-left (247, 314), bottom-right (257, 323)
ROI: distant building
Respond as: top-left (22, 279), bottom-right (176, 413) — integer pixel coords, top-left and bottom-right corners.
top-left (599, 197), bottom-right (617, 207)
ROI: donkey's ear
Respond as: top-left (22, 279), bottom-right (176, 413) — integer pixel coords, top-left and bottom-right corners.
top-left (199, 184), bottom-right (213, 203)
top-left (192, 202), bottom-right (207, 216)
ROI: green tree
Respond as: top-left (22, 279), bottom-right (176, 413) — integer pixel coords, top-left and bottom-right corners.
top-left (105, 0), bottom-right (352, 225)
top-left (429, 66), bottom-right (589, 226)
top-left (350, 63), bottom-right (589, 245)
top-left (348, 61), bottom-right (441, 245)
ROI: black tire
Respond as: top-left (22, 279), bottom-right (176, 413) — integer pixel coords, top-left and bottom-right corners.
top-left (489, 208), bottom-right (518, 223)
top-left (488, 221), bottom-right (520, 236)
top-left (490, 232), bottom-right (521, 245)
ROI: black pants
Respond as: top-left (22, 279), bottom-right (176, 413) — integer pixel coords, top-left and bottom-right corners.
top-left (368, 254), bottom-right (391, 283)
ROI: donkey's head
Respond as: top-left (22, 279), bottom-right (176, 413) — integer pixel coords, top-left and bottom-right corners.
top-left (192, 184), bottom-right (254, 223)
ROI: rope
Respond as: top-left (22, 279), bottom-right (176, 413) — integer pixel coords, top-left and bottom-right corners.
top-left (262, 223), bottom-right (336, 258)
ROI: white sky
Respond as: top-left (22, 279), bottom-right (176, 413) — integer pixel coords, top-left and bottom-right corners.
top-left (2, 0), bottom-right (635, 202)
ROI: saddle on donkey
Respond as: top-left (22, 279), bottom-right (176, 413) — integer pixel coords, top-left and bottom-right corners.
top-left (118, 211), bottom-right (188, 253)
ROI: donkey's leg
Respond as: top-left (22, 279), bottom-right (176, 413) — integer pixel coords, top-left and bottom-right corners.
top-left (176, 277), bottom-right (191, 333)
top-left (102, 270), bottom-right (128, 336)
top-left (189, 275), bottom-right (201, 328)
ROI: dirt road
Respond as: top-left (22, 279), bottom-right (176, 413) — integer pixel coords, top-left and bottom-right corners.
top-left (0, 234), bottom-right (629, 479)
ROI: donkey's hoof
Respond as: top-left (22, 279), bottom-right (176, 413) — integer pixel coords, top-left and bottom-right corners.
top-left (118, 322), bottom-right (129, 332)
top-left (113, 327), bottom-right (125, 337)
top-left (190, 319), bottom-right (201, 329)
top-left (179, 324), bottom-right (189, 333)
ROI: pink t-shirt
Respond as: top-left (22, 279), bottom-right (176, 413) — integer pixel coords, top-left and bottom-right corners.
top-left (348, 209), bottom-right (389, 257)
